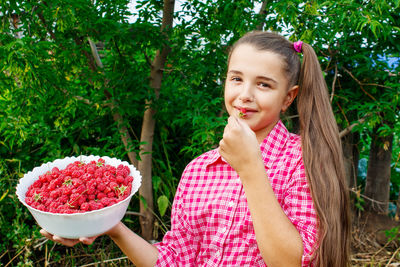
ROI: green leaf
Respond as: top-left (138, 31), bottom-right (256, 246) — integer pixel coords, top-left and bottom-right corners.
top-left (0, 189), bottom-right (9, 202)
top-left (157, 195), bottom-right (169, 217)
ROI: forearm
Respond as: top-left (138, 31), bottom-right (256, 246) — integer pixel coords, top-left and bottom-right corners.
top-left (238, 161), bottom-right (303, 267)
top-left (107, 222), bottom-right (159, 267)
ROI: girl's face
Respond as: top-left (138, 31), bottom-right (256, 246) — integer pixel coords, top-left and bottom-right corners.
top-left (224, 44), bottom-right (298, 142)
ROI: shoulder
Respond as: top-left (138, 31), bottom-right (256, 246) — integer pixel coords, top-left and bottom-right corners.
top-left (184, 149), bottom-right (218, 170)
top-left (179, 148), bottom-right (219, 184)
top-left (174, 149), bottom-right (219, 199)
top-left (284, 132), bottom-right (303, 164)
top-left (280, 132), bottom-right (307, 188)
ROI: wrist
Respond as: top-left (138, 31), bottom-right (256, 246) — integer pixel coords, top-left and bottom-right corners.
top-left (237, 158), bottom-right (266, 181)
top-left (106, 221), bottom-right (124, 239)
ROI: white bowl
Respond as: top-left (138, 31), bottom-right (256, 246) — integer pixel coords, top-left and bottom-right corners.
top-left (16, 155), bottom-right (142, 239)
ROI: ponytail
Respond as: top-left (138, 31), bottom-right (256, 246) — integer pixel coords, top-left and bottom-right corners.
top-left (230, 31), bottom-right (351, 266)
top-left (297, 43), bottom-right (350, 266)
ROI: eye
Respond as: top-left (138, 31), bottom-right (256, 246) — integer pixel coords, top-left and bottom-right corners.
top-left (257, 82), bottom-right (271, 88)
top-left (230, 76), bottom-right (242, 82)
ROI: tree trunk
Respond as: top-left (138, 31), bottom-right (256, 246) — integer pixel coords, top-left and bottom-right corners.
top-left (342, 131), bottom-right (359, 189)
top-left (364, 127), bottom-right (393, 214)
top-left (138, 0), bottom-right (175, 240)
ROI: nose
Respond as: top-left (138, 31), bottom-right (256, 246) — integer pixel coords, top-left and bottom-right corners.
top-left (238, 82), bottom-right (254, 102)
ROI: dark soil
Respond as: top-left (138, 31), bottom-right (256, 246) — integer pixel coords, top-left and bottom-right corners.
top-left (351, 211), bottom-right (400, 266)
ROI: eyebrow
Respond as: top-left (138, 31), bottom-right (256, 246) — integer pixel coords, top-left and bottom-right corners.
top-left (227, 70), bottom-right (278, 85)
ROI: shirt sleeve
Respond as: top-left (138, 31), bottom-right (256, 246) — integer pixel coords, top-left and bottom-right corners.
top-left (283, 161), bottom-right (318, 267)
top-left (153, 167), bottom-right (199, 266)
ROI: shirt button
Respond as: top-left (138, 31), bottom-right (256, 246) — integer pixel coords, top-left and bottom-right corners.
top-left (228, 201), bottom-right (234, 207)
top-left (220, 227), bottom-right (227, 234)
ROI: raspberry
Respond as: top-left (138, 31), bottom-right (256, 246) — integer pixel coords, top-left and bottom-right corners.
top-left (239, 107), bottom-right (247, 118)
top-left (75, 184), bottom-right (86, 194)
top-left (100, 197), bottom-right (112, 207)
top-left (25, 196), bottom-right (33, 205)
top-left (103, 186), bottom-right (111, 194)
top-left (107, 191), bottom-right (116, 198)
top-left (58, 195), bottom-right (69, 204)
top-left (72, 170), bottom-right (82, 178)
top-left (72, 178), bottom-right (83, 187)
top-left (86, 166), bottom-right (96, 174)
top-left (50, 189), bottom-right (60, 199)
top-left (97, 183), bottom-right (106, 192)
top-left (116, 175), bottom-right (125, 184)
top-left (124, 176), bottom-right (133, 186)
top-left (25, 158), bottom-right (134, 214)
top-left (51, 168), bottom-right (60, 178)
top-left (97, 192), bottom-right (106, 200)
top-left (80, 202), bottom-right (90, 211)
top-left (109, 199), bottom-right (117, 206)
top-left (47, 180), bottom-right (57, 190)
top-left (32, 179), bottom-right (43, 188)
top-left (42, 173), bottom-right (52, 182)
top-left (109, 181), bottom-right (118, 190)
top-left (62, 186), bottom-right (73, 196)
top-left (37, 204), bottom-right (46, 211)
top-left (87, 184), bottom-right (96, 195)
top-left (81, 173), bottom-right (92, 181)
top-left (89, 200), bottom-right (101, 210)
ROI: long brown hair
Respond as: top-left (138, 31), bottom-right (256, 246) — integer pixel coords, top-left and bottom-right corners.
top-left (229, 31), bottom-right (350, 266)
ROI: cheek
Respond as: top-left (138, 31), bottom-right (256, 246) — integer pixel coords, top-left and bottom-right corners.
top-left (224, 87), bottom-right (235, 109)
top-left (257, 93), bottom-right (284, 112)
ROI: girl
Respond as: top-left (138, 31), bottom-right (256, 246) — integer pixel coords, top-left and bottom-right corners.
top-left (41, 31), bottom-right (350, 266)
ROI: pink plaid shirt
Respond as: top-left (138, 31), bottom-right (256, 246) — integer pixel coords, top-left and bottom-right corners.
top-left (154, 120), bottom-right (318, 266)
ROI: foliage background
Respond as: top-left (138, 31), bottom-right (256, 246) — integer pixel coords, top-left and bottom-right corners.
top-left (1, 0), bottom-right (399, 265)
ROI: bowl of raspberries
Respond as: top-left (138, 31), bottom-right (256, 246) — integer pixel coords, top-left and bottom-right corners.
top-left (16, 155), bottom-right (141, 239)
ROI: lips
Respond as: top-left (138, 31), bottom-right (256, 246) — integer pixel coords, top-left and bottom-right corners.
top-left (237, 107), bottom-right (256, 113)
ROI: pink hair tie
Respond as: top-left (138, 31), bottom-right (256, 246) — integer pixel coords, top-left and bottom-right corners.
top-left (293, 41), bottom-right (303, 53)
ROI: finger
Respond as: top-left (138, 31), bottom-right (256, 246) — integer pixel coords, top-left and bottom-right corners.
top-left (235, 116), bottom-right (251, 132)
top-left (80, 236), bottom-right (97, 245)
top-left (224, 116), bottom-right (239, 136)
top-left (53, 235), bottom-right (80, 247)
top-left (40, 229), bottom-right (53, 239)
top-left (218, 139), bottom-right (225, 152)
top-left (227, 116), bottom-right (239, 126)
top-left (223, 117), bottom-right (233, 135)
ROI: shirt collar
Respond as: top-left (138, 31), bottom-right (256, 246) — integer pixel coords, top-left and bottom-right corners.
top-left (205, 120), bottom-right (289, 168)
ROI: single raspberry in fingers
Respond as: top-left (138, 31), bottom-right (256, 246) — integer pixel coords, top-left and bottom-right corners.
top-left (239, 108), bottom-right (247, 118)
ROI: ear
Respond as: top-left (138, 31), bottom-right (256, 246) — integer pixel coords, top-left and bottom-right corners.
top-left (281, 85), bottom-right (299, 113)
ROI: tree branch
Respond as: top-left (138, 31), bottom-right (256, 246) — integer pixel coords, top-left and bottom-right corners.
top-left (142, 48), bottom-right (153, 67)
top-left (339, 114), bottom-right (371, 138)
top-left (256, 0), bottom-right (269, 31)
top-left (330, 63), bottom-right (338, 102)
top-left (342, 67), bottom-right (391, 101)
top-left (37, 12), bottom-right (57, 41)
top-left (88, 37), bottom-right (104, 69)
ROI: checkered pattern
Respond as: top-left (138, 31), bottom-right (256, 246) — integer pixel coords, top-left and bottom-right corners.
top-left (154, 120), bottom-right (318, 266)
